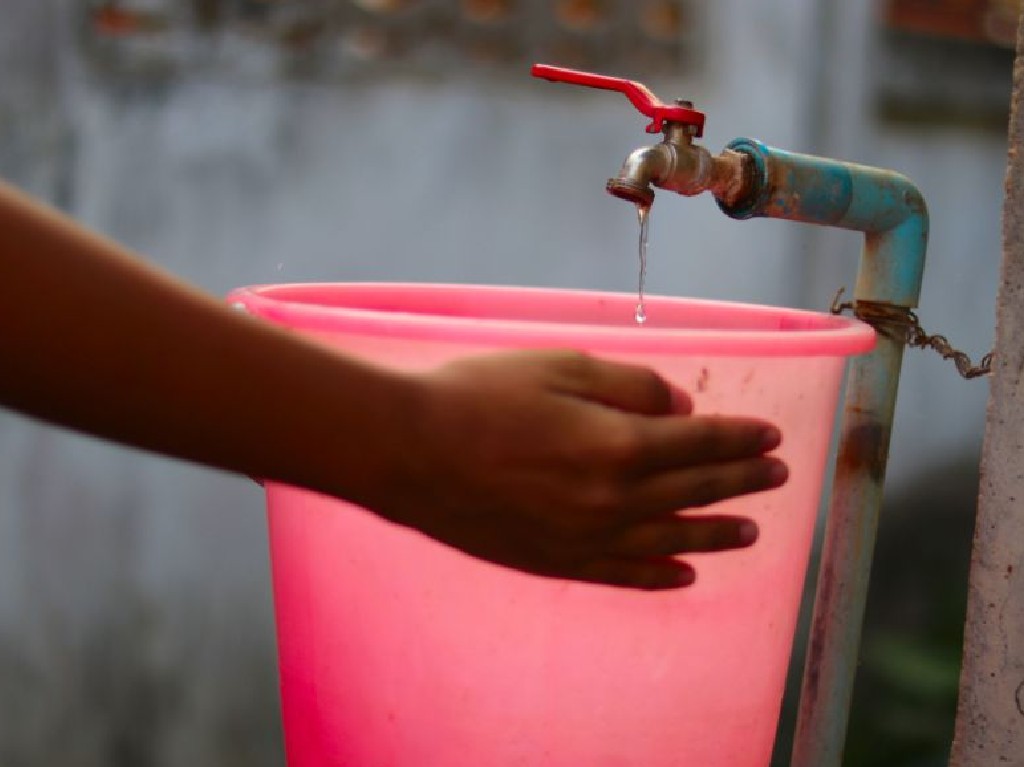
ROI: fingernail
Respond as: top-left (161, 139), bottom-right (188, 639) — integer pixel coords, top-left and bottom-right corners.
top-left (768, 460), bottom-right (789, 486)
top-left (739, 520), bottom-right (759, 545)
top-left (760, 426), bottom-right (782, 451)
top-left (672, 388), bottom-right (694, 414)
top-left (675, 567), bottom-right (697, 587)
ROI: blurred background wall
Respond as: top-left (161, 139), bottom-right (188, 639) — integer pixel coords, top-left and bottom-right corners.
top-left (0, 1), bottom-right (1014, 765)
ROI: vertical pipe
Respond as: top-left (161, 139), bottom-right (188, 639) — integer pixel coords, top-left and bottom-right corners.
top-left (789, 333), bottom-right (905, 767)
top-left (718, 141), bottom-right (927, 767)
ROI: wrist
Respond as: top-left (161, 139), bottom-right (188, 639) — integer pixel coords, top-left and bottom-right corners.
top-left (270, 350), bottom-right (425, 513)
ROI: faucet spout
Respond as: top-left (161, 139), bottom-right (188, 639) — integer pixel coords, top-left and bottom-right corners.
top-left (605, 144), bottom-right (673, 207)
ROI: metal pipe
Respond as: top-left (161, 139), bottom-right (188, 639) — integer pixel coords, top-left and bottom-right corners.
top-left (716, 138), bottom-right (929, 767)
top-left (788, 336), bottom-right (906, 767)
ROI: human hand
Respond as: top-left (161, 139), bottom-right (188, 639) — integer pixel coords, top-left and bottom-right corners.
top-left (0, 181), bottom-right (776, 591)
top-left (371, 350), bottom-right (787, 590)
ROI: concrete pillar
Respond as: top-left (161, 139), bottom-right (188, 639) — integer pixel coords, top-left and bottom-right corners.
top-left (949, 9), bottom-right (1024, 766)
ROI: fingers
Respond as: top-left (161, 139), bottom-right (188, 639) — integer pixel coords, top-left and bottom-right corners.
top-left (573, 557), bottom-right (696, 591)
top-left (630, 456), bottom-right (788, 518)
top-left (570, 515), bottom-right (759, 590)
top-left (633, 415), bottom-right (782, 476)
top-left (609, 515), bottom-right (759, 558)
top-left (568, 457), bottom-right (784, 589)
top-left (547, 351), bottom-right (692, 416)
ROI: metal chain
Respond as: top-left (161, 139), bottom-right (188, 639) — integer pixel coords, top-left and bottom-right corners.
top-left (830, 289), bottom-right (994, 380)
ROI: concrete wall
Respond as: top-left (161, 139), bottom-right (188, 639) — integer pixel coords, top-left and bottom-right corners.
top-left (0, 1), bottom-right (1008, 765)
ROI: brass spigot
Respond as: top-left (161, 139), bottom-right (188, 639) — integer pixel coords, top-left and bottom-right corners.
top-left (606, 105), bottom-right (749, 208)
top-left (531, 65), bottom-right (750, 209)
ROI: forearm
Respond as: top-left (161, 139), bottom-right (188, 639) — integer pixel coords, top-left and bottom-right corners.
top-left (0, 180), bottom-right (413, 501)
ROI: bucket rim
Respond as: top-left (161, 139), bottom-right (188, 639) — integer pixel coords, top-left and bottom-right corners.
top-left (227, 282), bottom-right (876, 357)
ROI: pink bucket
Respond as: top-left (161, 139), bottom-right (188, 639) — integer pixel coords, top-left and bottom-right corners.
top-left (228, 283), bottom-right (874, 767)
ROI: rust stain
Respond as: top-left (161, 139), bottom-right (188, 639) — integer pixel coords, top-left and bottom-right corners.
top-left (797, 562), bottom-right (835, 725)
top-left (836, 422), bottom-right (890, 485)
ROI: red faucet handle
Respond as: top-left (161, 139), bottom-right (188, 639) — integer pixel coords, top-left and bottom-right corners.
top-left (531, 63), bottom-right (705, 136)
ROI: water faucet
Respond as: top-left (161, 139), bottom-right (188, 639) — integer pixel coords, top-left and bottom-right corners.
top-left (531, 63), bottom-right (926, 307)
top-left (532, 63), bottom-right (930, 767)
top-left (531, 64), bottom-right (749, 209)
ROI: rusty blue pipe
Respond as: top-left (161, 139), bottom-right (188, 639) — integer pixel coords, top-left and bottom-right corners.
top-left (716, 138), bottom-right (928, 767)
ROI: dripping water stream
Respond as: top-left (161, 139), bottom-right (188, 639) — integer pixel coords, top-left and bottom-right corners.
top-left (635, 203), bottom-right (651, 325)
